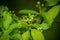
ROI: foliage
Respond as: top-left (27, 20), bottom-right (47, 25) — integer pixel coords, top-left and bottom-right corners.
top-left (0, 1), bottom-right (60, 40)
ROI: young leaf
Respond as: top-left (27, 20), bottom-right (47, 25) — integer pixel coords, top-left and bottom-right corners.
top-left (22, 30), bottom-right (30, 40)
top-left (31, 29), bottom-right (45, 40)
top-left (2, 11), bottom-right (12, 29)
top-left (18, 9), bottom-right (38, 14)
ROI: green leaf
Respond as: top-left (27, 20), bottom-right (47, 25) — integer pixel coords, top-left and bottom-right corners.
top-left (0, 34), bottom-right (10, 40)
top-left (32, 23), bottom-right (40, 28)
top-left (1, 21), bottom-right (28, 40)
top-left (0, 17), bottom-right (2, 27)
top-left (46, 5), bottom-right (60, 24)
top-left (4, 21), bottom-right (28, 35)
top-left (44, 0), bottom-right (59, 6)
top-left (11, 33), bottom-right (22, 40)
top-left (40, 5), bottom-right (60, 30)
top-left (0, 23), bottom-right (19, 39)
top-left (5, 23), bottom-right (20, 34)
top-left (0, 6), bottom-right (8, 28)
top-left (40, 23), bottom-right (50, 30)
top-left (40, 5), bottom-right (60, 24)
top-left (2, 11), bottom-right (12, 29)
top-left (31, 29), bottom-right (45, 40)
top-left (22, 30), bottom-right (30, 40)
top-left (0, 32), bottom-right (2, 37)
top-left (18, 9), bottom-right (38, 14)
top-left (0, 6), bottom-right (8, 15)
top-left (18, 21), bottom-right (28, 28)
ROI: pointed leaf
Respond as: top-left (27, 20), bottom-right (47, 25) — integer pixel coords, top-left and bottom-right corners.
top-left (19, 9), bottom-right (38, 14)
top-left (46, 5), bottom-right (60, 24)
top-left (22, 30), bottom-right (30, 40)
top-left (2, 11), bottom-right (12, 29)
top-left (40, 5), bottom-right (60, 30)
top-left (0, 6), bottom-right (8, 28)
top-left (31, 29), bottom-right (45, 40)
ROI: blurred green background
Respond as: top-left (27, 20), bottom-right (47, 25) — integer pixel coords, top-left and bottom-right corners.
top-left (0, 0), bottom-right (60, 40)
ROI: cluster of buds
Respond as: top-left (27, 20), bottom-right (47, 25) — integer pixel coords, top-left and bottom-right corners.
top-left (36, 1), bottom-right (44, 8)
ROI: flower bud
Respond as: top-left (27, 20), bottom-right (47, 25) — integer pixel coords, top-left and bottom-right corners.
top-left (37, 1), bottom-right (40, 4)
